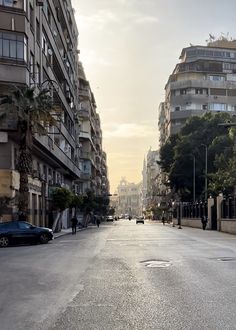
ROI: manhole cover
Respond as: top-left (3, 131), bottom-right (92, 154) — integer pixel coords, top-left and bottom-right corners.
top-left (217, 257), bottom-right (236, 262)
top-left (140, 260), bottom-right (171, 268)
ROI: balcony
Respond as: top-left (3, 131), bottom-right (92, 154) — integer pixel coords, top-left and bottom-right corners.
top-left (169, 79), bottom-right (235, 92)
top-left (78, 108), bottom-right (89, 119)
top-left (78, 88), bottom-right (90, 99)
top-left (79, 131), bottom-right (91, 140)
top-left (34, 134), bottom-right (80, 178)
top-left (80, 172), bottom-right (91, 180)
top-left (80, 151), bottom-right (90, 159)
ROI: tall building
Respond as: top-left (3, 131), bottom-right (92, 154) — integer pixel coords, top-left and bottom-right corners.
top-left (141, 157), bottom-right (147, 213)
top-left (77, 62), bottom-right (109, 197)
top-left (159, 38), bottom-right (236, 144)
top-left (0, 1), bottom-right (109, 226)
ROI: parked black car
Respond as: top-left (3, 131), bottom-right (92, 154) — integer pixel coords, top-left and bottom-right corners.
top-left (0, 221), bottom-right (53, 247)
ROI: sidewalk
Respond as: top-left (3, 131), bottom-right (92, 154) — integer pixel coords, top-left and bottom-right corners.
top-left (53, 225), bottom-right (94, 239)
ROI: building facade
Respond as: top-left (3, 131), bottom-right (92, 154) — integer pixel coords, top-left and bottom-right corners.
top-left (77, 62), bottom-right (109, 197)
top-left (116, 178), bottom-right (142, 217)
top-left (159, 38), bottom-right (236, 144)
top-left (0, 1), bottom-right (109, 226)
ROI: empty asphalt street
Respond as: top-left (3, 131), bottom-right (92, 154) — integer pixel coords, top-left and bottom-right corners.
top-left (0, 220), bottom-right (236, 330)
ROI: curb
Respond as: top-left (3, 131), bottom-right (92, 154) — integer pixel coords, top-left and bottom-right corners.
top-left (54, 227), bottom-right (90, 239)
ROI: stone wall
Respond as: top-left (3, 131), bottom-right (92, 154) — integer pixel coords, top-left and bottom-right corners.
top-left (220, 219), bottom-right (236, 235)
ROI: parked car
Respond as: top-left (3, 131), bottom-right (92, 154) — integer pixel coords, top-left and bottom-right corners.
top-left (106, 216), bottom-right (114, 222)
top-left (136, 216), bottom-right (144, 224)
top-left (0, 221), bottom-right (54, 247)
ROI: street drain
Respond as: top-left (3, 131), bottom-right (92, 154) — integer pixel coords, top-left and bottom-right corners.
top-left (217, 257), bottom-right (236, 262)
top-left (140, 260), bottom-right (171, 268)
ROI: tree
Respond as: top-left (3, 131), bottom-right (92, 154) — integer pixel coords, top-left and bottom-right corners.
top-left (0, 196), bottom-right (13, 221)
top-left (0, 86), bottom-right (58, 219)
top-left (160, 112), bottom-right (235, 200)
top-left (51, 187), bottom-right (73, 232)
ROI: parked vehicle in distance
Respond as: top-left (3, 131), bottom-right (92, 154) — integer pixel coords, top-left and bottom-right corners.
top-left (136, 216), bottom-right (144, 224)
top-left (106, 216), bottom-right (114, 222)
top-left (0, 221), bottom-right (54, 247)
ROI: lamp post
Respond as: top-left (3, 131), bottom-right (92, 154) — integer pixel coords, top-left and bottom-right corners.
top-left (193, 155), bottom-right (196, 203)
top-left (201, 144), bottom-right (208, 202)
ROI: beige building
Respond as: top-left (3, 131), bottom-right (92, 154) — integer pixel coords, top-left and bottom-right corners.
top-left (159, 38), bottom-right (236, 144)
top-left (0, 1), bottom-right (109, 225)
top-left (116, 178), bottom-right (142, 217)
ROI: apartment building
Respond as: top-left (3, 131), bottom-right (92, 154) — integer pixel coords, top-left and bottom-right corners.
top-left (159, 38), bottom-right (236, 143)
top-left (116, 178), bottom-right (142, 217)
top-left (0, 1), bottom-right (109, 226)
top-left (141, 157), bottom-right (147, 213)
top-left (77, 62), bottom-right (109, 197)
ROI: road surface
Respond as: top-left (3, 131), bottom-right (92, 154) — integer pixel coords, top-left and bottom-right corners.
top-left (0, 220), bottom-right (236, 330)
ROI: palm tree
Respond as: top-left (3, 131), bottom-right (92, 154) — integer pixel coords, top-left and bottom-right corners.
top-left (0, 86), bottom-right (59, 219)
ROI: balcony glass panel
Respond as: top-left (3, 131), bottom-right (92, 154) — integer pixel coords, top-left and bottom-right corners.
top-left (0, 0), bottom-right (24, 10)
top-left (0, 32), bottom-right (27, 62)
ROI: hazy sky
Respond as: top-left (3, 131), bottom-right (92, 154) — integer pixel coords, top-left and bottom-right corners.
top-left (73, 0), bottom-right (236, 192)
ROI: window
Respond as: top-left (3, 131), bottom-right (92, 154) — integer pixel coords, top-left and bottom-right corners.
top-left (175, 106), bottom-right (180, 111)
top-left (0, 0), bottom-right (24, 9)
top-left (30, 52), bottom-right (34, 84)
top-left (30, 4), bottom-right (34, 30)
top-left (18, 222), bottom-right (32, 229)
top-left (209, 75), bottom-right (225, 81)
top-left (195, 88), bottom-right (208, 95)
top-left (0, 31), bottom-right (27, 62)
top-left (210, 88), bottom-right (226, 96)
top-left (228, 89), bottom-right (236, 97)
top-left (202, 104), bottom-right (208, 110)
top-left (209, 103), bottom-right (226, 111)
top-left (36, 19), bottom-right (40, 44)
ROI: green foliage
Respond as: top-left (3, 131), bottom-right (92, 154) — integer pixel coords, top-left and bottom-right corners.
top-left (78, 191), bottom-right (110, 215)
top-left (51, 188), bottom-right (73, 211)
top-left (0, 86), bottom-right (57, 214)
top-left (0, 196), bottom-right (12, 217)
top-left (160, 112), bottom-right (236, 200)
top-left (70, 194), bottom-right (84, 209)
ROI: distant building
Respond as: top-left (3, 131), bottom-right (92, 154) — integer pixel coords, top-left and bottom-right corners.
top-left (116, 178), bottom-right (142, 216)
top-left (159, 38), bottom-right (236, 145)
top-left (141, 157), bottom-right (147, 213)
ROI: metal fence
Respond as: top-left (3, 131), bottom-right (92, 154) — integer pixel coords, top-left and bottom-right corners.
top-left (181, 202), bottom-right (208, 219)
top-left (221, 198), bottom-right (236, 219)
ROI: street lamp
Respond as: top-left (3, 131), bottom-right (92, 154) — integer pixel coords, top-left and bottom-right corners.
top-left (201, 144), bottom-right (208, 202)
top-left (192, 154), bottom-right (196, 203)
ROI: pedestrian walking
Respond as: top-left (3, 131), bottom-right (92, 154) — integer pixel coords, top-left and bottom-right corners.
top-left (201, 215), bottom-right (208, 230)
top-left (71, 216), bottom-right (78, 234)
top-left (96, 216), bottom-right (101, 228)
top-left (162, 216), bottom-right (165, 225)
